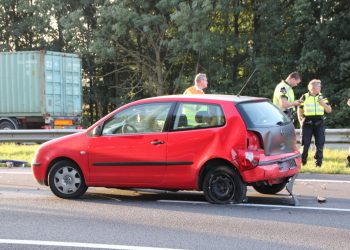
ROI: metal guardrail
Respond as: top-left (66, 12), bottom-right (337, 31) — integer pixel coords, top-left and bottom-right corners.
top-left (295, 129), bottom-right (350, 143)
top-left (0, 129), bottom-right (85, 143)
top-left (0, 129), bottom-right (349, 143)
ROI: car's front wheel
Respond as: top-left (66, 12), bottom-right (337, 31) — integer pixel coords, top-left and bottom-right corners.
top-left (253, 181), bottom-right (287, 195)
top-left (48, 160), bottom-right (87, 199)
top-left (203, 166), bottom-right (246, 204)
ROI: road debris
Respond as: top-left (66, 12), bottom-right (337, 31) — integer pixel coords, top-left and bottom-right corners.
top-left (317, 196), bottom-right (327, 203)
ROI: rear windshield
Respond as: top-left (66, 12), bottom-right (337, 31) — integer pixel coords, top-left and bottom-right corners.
top-left (236, 101), bottom-right (290, 128)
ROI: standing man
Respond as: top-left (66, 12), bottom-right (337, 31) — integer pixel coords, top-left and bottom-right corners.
top-left (183, 73), bottom-right (208, 95)
top-left (297, 79), bottom-right (332, 167)
top-left (273, 72), bottom-right (302, 120)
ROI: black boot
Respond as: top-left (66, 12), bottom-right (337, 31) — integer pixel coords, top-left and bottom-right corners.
top-left (315, 161), bottom-right (322, 168)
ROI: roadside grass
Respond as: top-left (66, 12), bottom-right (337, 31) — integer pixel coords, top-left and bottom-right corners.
top-left (0, 143), bottom-right (40, 166)
top-left (301, 148), bottom-right (350, 174)
top-left (0, 143), bottom-right (349, 174)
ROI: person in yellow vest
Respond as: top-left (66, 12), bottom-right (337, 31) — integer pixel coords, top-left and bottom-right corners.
top-left (297, 79), bottom-right (332, 167)
top-left (273, 72), bottom-right (302, 120)
top-left (183, 73), bottom-right (208, 94)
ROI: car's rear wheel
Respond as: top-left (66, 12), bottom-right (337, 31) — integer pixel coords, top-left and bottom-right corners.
top-left (203, 166), bottom-right (246, 204)
top-left (48, 160), bottom-right (87, 199)
top-left (253, 181), bottom-right (287, 195)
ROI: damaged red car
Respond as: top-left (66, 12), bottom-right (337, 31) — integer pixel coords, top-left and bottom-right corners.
top-left (32, 94), bottom-right (301, 204)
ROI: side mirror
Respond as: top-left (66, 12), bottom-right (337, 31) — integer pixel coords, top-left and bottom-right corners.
top-left (92, 124), bottom-right (103, 136)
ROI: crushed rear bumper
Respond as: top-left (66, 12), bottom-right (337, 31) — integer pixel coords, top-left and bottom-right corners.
top-left (241, 153), bottom-right (301, 183)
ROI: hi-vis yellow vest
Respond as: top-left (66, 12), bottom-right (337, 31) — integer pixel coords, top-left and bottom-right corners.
top-left (273, 81), bottom-right (295, 111)
top-left (302, 93), bottom-right (328, 116)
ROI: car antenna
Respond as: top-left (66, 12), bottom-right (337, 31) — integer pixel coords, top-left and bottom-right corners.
top-left (237, 68), bottom-right (257, 97)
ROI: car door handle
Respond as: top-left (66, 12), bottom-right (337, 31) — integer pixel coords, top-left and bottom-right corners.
top-left (150, 140), bottom-right (165, 145)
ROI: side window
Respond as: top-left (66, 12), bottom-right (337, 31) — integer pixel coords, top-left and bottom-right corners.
top-left (172, 103), bottom-right (225, 131)
top-left (102, 102), bottom-right (172, 135)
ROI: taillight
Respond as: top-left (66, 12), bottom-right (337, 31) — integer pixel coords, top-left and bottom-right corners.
top-left (231, 131), bottom-right (262, 170)
top-left (243, 131), bottom-right (262, 168)
top-left (239, 150), bottom-right (259, 169)
top-left (244, 131), bottom-right (262, 168)
top-left (232, 149), bottom-right (260, 170)
top-left (247, 131), bottom-right (262, 150)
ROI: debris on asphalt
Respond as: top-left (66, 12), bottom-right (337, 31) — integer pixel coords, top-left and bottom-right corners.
top-left (317, 196), bottom-right (327, 203)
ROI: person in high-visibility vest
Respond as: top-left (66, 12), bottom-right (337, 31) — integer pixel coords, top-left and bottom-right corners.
top-left (273, 72), bottom-right (302, 120)
top-left (297, 79), bottom-right (332, 167)
top-left (183, 73), bottom-right (208, 95)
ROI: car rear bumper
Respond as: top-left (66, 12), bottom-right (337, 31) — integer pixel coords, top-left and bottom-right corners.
top-left (241, 153), bottom-right (301, 183)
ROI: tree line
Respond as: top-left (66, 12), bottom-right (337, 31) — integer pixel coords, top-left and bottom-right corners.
top-left (1, 0), bottom-right (349, 127)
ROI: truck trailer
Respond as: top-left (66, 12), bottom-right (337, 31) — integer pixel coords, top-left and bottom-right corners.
top-left (0, 51), bottom-right (82, 129)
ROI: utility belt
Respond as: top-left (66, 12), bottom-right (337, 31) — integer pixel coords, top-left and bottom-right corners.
top-left (303, 116), bottom-right (324, 126)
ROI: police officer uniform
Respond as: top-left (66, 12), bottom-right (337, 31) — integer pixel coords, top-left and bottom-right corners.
top-left (299, 92), bottom-right (329, 167)
top-left (273, 80), bottom-right (296, 120)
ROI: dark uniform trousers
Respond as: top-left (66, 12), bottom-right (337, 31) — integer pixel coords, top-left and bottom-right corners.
top-left (301, 119), bottom-right (325, 165)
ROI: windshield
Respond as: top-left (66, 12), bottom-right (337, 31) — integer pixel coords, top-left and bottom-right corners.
top-left (236, 101), bottom-right (290, 128)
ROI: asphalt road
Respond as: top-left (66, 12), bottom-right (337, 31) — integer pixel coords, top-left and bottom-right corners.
top-left (1, 168), bottom-right (350, 250)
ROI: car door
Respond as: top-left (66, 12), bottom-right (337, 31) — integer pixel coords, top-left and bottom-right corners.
top-left (87, 102), bottom-right (173, 186)
top-left (166, 102), bottom-right (226, 187)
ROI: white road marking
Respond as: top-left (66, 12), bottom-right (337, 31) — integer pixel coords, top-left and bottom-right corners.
top-left (237, 203), bottom-right (350, 212)
top-left (0, 239), bottom-right (186, 250)
top-left (158, 200), bottom-right (350, 212)
top-left (0, 171), bottom-right (32, 174)
top-left (296, 179), bottom-right (350, 184)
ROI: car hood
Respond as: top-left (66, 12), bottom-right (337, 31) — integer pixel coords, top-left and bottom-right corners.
top-left (40, 131), bottom-right (86, 148)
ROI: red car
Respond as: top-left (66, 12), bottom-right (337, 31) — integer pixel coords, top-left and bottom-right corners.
top-left (32, 95), bottom-right (301, 204)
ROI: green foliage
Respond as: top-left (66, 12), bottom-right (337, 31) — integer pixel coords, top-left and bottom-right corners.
top-left (0, 0), bottom-right (349, 127)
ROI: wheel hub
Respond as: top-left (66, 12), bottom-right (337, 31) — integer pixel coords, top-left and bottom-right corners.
top-left (63, 175), bottom-right (73, 186)
top-left (53, 166), bottom-right (81, 194)
top-left (211, 175), bottom-right (235, 200)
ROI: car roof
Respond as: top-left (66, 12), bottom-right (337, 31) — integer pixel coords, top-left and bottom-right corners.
top-left (142, 94), bottom-right (269, 104)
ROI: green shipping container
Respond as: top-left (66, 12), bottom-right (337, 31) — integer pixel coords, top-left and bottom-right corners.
top-left (0, 51), bottom-right (82, 121)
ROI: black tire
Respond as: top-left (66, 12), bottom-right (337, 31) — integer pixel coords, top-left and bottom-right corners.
top-left (0, 120), bottom-right (16, 130)
top-left (48, 160), bottom-right (87, 199)
top-left (203, 166), bottom-right (246, 204)
top-left (253, 182), bottom-right (287, 195)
